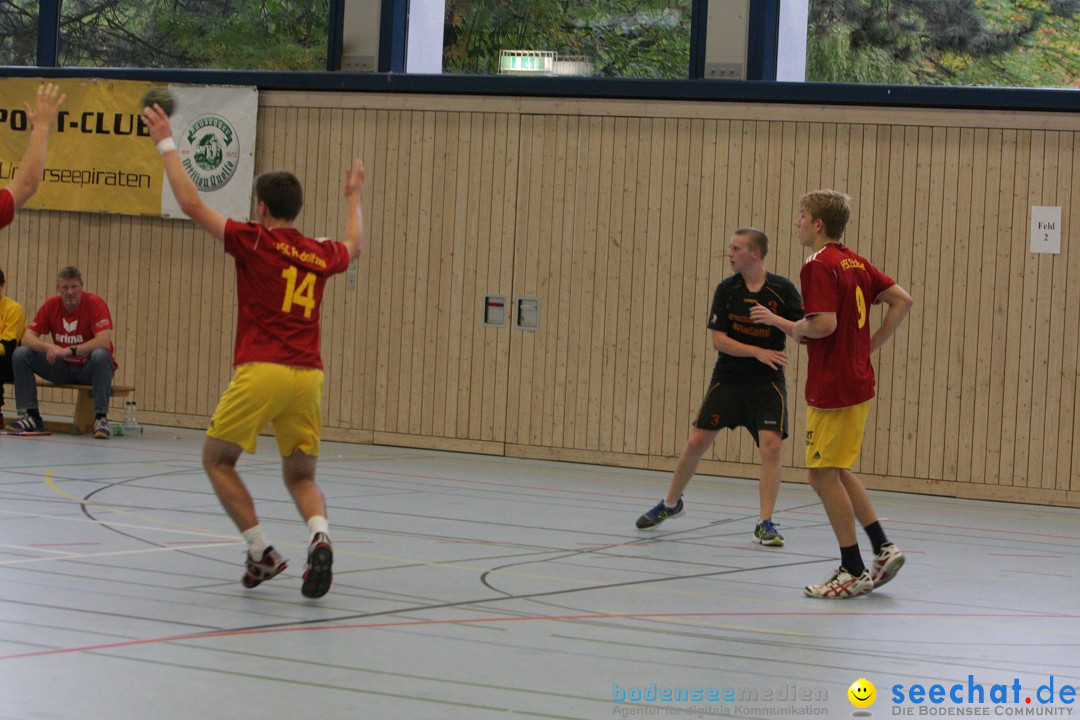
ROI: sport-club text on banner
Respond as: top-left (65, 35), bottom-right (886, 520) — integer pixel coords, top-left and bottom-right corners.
top-left (0, 78), bottom-right (257, 220)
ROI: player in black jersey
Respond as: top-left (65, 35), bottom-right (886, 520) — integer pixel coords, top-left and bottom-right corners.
top-left (636, 227), bottom-right (804, 546)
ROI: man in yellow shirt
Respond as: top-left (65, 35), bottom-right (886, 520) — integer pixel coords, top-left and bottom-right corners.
top-left (0, 267), bottom-right (27, 426)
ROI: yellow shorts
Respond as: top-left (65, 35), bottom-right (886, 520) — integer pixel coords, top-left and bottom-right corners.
top-left (805, 401), bottom-right (871, 469)
top-left (207, 363), bottom-right (324, 457)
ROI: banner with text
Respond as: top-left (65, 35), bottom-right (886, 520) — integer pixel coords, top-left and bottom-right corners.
top-left (0, 78), bottom-right (257, 220)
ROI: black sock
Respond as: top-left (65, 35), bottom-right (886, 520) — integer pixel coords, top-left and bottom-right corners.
top-left (840, 544), bottom-right (865, 576)
top-left (95, 413), bottom-right (107, 420)
top-left (864, 521), bottom-right (889, 555)
top-left (27, 409), bottom-right (42, 421)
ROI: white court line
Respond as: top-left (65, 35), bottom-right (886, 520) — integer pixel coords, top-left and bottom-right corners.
top-left (0, 541), bottom-right (239, 566)
top-left (0, 508), bottom-right (236, 541)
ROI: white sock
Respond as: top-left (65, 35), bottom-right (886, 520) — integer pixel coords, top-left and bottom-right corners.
top-left (306, 515), bottom-right (329, 542)
top-left (241, 525), bottom-right (270, 556)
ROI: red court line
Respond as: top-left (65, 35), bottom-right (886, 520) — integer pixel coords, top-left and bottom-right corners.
top-left (4, 610), bottom-right (1077, 662)
top-left (989, 554), bottom-right (1063, 558)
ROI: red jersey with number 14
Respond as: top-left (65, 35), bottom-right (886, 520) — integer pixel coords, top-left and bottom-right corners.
top-left (223, 219), bottom-right (350, 369)
top-left (800, 242), bottom-right (895, 409)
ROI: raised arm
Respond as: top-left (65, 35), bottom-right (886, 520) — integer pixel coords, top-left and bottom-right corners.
top-left (6, 83), bottom-right (65, 209)
top-left (341, 160), bottom-right (366, 261)
top-left (141, 105), bottom-right (227, 240)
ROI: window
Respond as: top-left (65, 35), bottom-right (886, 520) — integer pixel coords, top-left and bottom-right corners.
top-left (34, 0), bottom-right (329, 70)
top-left (805, 0), bottom-right (1080, 89)
top-left (443, 0), bottom-right (693, 78)
top-left (0, 1), bottom-right (38, 66)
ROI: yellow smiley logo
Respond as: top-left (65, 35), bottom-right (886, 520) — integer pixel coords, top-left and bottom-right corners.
top-left (848, 678), bottom-right (876, 708)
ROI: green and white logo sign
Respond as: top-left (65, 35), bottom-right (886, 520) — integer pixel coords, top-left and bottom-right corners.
top-left (180, 114), bottom-right (239, 192)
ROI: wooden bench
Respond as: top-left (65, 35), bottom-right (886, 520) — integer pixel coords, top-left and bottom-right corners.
top-left (34, 381), bottom-right (136, 434)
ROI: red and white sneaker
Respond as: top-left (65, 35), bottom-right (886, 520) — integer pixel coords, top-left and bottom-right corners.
top-left (301, 532), bottom-right (333, 599)
top-left (871, 544), bottom-right (905, 588)
top-left (242, 546), bottom-right (287, 588)
top-left (804, 567), bottom-right (873, 599)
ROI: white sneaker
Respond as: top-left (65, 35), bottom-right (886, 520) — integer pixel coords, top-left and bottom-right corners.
top-left (804, 567), bottom-right (873, 599)
top-left (871, 544), bottom-right (905, 588)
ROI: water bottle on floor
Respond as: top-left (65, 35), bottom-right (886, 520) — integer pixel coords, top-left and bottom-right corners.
top-left (123, 401), bottom-right (142, 436)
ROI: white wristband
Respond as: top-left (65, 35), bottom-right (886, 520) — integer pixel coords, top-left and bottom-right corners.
top-left (156, 137), bottom-right (177, 154)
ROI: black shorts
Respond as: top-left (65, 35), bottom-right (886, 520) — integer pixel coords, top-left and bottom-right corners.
top-left (693, 379), bottom-right (789, 445)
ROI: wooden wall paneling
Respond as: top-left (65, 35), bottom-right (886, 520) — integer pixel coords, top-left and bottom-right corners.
top-left (1057, 133), bottom-right (1078, 493)
top-left (358, 108), bottom-right (381, 432)
top-left (455, 112), bottom-right (483, 440)
top-left (514, 113), bottom-right (544, 445)
top-left (372, 109), bottom-right (395, 432)
top-left (862, 126), bottom-right (890, 475)
top-left (1012, 130), bottom-right (1037, 487)
top-left (627, 117), bottom-right (653, 455)
top-left (598, 117), bottom-right (622, 453)
top-left (692, 118), bottom-right (719, 435)
top-left (896, 124), bottom-right (922, 479)
top-left (1039, 131), bottom-right (1063, 492)
top-left (447, 111), bottom-right (473, 439)
top-left (388, 110), bottom-right (410, 434)
top-left (551, 115), bottom-right (578, 449)
top-left (424, 110), bottom-right (449, 437)
top-left (504, 114), bottom-right (531, 446)
top-left (400, 110), bottom-right (426, 435)
top-left (925, 126), bottom-right (951, 481)
top-left (639, 118), bottom-right (663, 455)
top-left (321, 106), bottom-right (346, 429)
top-left (561, 115), bottom-right (585, 448)
top-left (997, 129), bottom-right (1028, 486)
top-left (582, 116), bottom-right (605, 451)
top-left (542, 115), bottom-right (569, 448)
top-left (951, 128), bottom-right (976, 482)
top-left (1023, 131), bottom-right (1050, 489)
top-left (653, 118), bottom-right (679, 457)
top-left (667, 118), bottom-right (694, 459)
top-left (468, 111), bottom-right (493, 441)
top-left (961, 129), bottom-right (990, 484)
top-left (939, 127), bottom-right (964, 482)
top-left (476, 112), bottom-right (503, 442)
top-left (491, 113), bottom-right (519, 443)
top-left (533, 114), bottom-right (560, 448)
top-left (682, 118), bottom-right (710, 463)
top-left (910, 125), bottom-right (934, 480)
top-left (885, 125), bottom-right (914, 476)
top-left (968, 130), bottom-right (1002, 485)
top-left (606, 116), bottom-right (631, 454)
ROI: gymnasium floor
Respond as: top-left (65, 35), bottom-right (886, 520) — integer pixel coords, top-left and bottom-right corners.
top-left (1, 425), bottom-right (1078, 720)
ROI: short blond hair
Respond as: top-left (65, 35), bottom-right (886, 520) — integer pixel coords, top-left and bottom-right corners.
top-left (800, 190), bottom-right (851, 240)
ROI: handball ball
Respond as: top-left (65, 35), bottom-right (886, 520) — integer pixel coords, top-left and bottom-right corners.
top-left (141, 87), bottom-right (176, 117)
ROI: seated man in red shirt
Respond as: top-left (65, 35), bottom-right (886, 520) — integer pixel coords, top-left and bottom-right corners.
top-left (7, 266), bottom-right (118, 438)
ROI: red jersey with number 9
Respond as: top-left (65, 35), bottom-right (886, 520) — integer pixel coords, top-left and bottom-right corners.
top-left (800, 242), bottom-right (895, 409)
top-left (223, 219), bottom-right (350, 369)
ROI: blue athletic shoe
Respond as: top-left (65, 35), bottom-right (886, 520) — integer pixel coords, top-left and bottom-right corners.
top-left (753, 519), bottom-right (784, 547)
top-left (636, 498), bottom-right (685, 529)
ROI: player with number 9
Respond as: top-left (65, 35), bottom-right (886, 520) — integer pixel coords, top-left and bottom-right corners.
top-left (141, 102), bottom-right (367, 599)
top-left (750, 189), bottom-right (914, 599)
